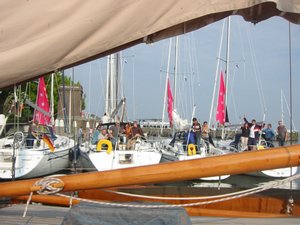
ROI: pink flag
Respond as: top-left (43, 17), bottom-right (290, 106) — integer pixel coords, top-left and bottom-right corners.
top-left (33, 77), bottom-right (51, 125)
top-left (216, 71), bottom-right (226, 125)
top-left (167, 78), bottom-right (173, 127)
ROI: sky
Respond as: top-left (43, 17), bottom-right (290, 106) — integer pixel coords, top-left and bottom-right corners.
top-left (65, 16), bottom-right (300, 131)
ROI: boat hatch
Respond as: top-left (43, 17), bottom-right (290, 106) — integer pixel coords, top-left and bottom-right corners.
top-left (119, 153), bottom-right (133, 164)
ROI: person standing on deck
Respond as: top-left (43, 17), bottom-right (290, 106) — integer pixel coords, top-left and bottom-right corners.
top-left (26, 120), bottom-right (38, 148)
top-left (277, 120), bottom-right (287, 146)
top-left (201, 121), bottom-right (210, 151)
top-left (243, 117), bottom-right (264, 150)
top-left (78, 126), bottom-right (83, 145)
top-left (91, 124), bottom-right (102, 145)
top-left (240, 122), bottom-right (250, 151)
top-left (191, 118), bottom-right (202, 152)
top-left (109, 121), bottom-right (122, 148)
top-left (262, 123), bottom-right (275, 147)
top-left (102, 112), bottom-right (110, 124)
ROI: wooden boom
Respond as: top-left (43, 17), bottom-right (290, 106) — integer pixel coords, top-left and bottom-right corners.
top-left (0, 145), bottom-right (300, 197)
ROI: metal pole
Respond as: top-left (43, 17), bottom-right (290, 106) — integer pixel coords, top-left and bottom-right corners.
top-left (62, 71), bottom-right (68, 133)
top-left (288, 22), bottom-right (293, 145)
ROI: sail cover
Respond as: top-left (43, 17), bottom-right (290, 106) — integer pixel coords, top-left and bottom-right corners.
top-left (0, 0), bottom-right (300, 88)
top-left (62, 202), bottom-right (191, 225)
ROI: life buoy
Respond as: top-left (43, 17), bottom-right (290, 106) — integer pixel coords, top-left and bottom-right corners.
top-left (187, 144), bottom-right (196, 156)
top-left (96, 139), bottom-right (113, 154)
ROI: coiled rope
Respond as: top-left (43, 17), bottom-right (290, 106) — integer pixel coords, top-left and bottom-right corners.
top-left (23, 177), bottom-right (64, 217)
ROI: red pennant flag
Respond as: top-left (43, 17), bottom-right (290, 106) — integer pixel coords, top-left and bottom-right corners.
top-left (216, 71), bottom-right (226, 125)
top-left (33, 77), bottom-right (51, 125)
top-left (167, 78), bottom-right (173, 127)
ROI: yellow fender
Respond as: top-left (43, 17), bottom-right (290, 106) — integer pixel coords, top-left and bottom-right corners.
top-left (188, 144), bottom-right (196, 156)
top-left (96, 139), bottom-right (113, 154)
top-left (257, 145), bottom-right (265, 150)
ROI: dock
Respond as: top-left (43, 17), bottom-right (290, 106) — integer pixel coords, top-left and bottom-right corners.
top-left (0, 204), bottom-right (68, 225)
top-left (1, 203), bottom-right (299, 225)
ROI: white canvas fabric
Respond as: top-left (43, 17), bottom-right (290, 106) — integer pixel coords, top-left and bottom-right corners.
top-left (0, 0), bottom-right (300, 88)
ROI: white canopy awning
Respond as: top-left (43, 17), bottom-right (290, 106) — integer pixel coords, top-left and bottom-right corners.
top-left (1, 0), bottom-right (300, 88)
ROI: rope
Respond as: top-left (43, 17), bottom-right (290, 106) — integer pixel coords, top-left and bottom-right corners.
top-left (23, 177), bottom-right (64, 217)
top-left (22, 191), bottom-right (33, 218)
top-left (31, 177), bottom-right (64, 195)
top-left (55, 173), bottom-right (300, 209)
top-left (103, 173), bottom-right (300, 201)
top-left (69, 192), bottom-right (74, 208)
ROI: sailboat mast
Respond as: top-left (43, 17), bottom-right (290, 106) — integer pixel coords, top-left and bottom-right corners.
top-left (105, 55), bottom-right (110, 115)
top-left (288, 22), bottom-right (293, 144)
top-left (105, 53), bottom-right (120, 121)
top-left (61, 71), bottom-right (68, 133)
top-left (173, 36), bottom-right (179, 110)
top-left (68, 68), bottom-right (73, 133)
top-left (221, 16), bottom-right (230, 139)
top-left (224, 16), bottom-right (231, 114)
top-left (113, 52), bottom-right (120, 116)
top-left (51, 73), bottom-right (54, 126)
top-left (208, 19), bottom-right (226, 127)
top-left (281, 89), bottom-right (284, 123)
top-left (110, 54), bottom-right (116, 115)
top-left (161, 38), bottom-right (172, 134)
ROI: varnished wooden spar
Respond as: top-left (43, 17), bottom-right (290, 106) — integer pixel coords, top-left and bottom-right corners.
top-left (13, 195), bottom-right (80, 206)
top-left (0, 145), bottom-right (300, 197)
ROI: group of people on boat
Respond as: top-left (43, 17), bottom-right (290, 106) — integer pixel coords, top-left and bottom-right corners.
top-left (239, 116), bottom-right (288, 151)
top-left (91, 120), bottom-right (145, 150)
top-left (185, 117), bottom-right (215, 152)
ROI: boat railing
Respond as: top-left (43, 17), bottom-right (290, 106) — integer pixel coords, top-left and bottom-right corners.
top-left (12, 131), bottom-right (24, 149)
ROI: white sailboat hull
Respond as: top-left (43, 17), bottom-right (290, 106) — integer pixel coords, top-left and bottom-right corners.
top-left (247, 167), bottom-right (298, 178)
top-left (80, 149), bottom-right (162, 171)
top-left (0, 135), bottom-right (74, 179)
top-left (80, 150), bottom-right (161, 171)
top-left (159, 138), bottom-right (230, 181)
top-left (79, 138), bottom-right (162, 172)
top-left (178, 151), bottom-right (230, 181)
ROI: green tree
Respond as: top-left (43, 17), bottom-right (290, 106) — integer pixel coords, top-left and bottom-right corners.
top-left (0, 71), bottom-right (85, 123)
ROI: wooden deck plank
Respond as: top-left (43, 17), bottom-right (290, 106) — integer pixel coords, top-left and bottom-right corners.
top-left (0, 204), bottom-right (68, 225)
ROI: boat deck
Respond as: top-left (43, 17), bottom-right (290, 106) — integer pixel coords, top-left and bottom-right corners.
top-left (0, 204), bottom-right (299, 225)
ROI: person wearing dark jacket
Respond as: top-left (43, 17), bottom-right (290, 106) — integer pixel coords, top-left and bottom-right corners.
top-left (240, 122), bottom-right (250, 151)
top-left (244, 117), bottom-right (264, 150)
top-left (191, 117), bottom-right (202, 151)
